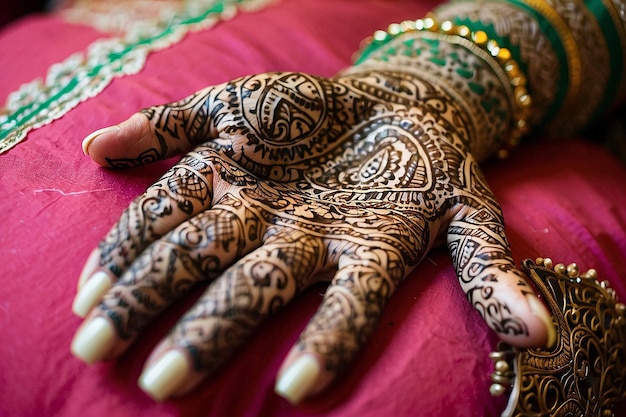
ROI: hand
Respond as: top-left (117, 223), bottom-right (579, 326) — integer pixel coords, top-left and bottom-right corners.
top-left (71, 71), bottom-right (554, 404)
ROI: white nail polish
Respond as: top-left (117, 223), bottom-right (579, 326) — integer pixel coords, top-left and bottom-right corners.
top-left (77, 249), bottom-right (102, 290)
top-left (275, 354), bottom-right (320, 405)
top-left (71, 317), bottom-right (116, 364)
top-left (139, 350), bottom-right (190, 401)
top-left (72, 271), bottom-right (112, 318)
top-left (81, 126), bottom-right (119, 155)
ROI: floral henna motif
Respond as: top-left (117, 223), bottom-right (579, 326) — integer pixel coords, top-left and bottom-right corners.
top-left (296, 235), bottom-right (408, 372)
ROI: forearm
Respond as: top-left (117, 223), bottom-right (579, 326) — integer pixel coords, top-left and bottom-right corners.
top-left (346, 0), bottom-right (626, 161)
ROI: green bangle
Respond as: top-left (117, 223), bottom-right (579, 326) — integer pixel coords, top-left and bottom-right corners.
top-left (586, 0), bottom-right (626, 122)
top-left (354, 15), bottom-right (532, 156)
top-left (505, 0), bottom-right (581, 127)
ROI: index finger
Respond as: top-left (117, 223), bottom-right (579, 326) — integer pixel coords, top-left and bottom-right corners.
top-left (73, 152), bottom-right (215, 316)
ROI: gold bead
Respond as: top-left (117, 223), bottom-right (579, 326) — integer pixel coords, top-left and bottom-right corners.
top-left (616, 303), bottom-right (626, 316)
top-left (520, 95), bottom-right (531, 107)
top-left (498, 149), bottom-right (510, 159)
top-left (489, 351), bottom-right (507, 361)
top-left (489, 384), bottom-right (507, 397)
top-left (400, 20), bottom-right (416, 32)
top-left (543, 258), bottom-right (553, 269)
top-left (515, 87), bottom-right (532, 107)
top-left (491, 373), bottom-right (511, 384)
top-left (423, 17), bottom-right (436, 31)
top-left (388, 23), bottom-right (402, 35)
top-left (472, 30), bottom-right (489, 46)
top-left (373, 30), bottom-right (388, 42)
top-left (566, 263), bottom-right (579, 278)
top-left (441, 20), bottom-right (454, 34)
top-left (554, 263), bottom-right (566, 275)
top-left (495, 360), bottom-right (510, 373)
top-left (487, 39), bottom-right (499, 55)
top-left (514, 86), bottom-right (527, 98)
top-left (510, 73), bottom-right (527, 87)
top-left (504, 60), bottom-right (520, 77)
top-left (457, 25), bottom-right (471, 38)
top-left (496, 47), bottom-right (512, 63)
top-left (536, 257), bottom-right (545, 266)
top-left (584, 268), bottom-right (598, 280)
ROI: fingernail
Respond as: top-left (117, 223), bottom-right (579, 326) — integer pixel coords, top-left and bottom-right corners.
top-left (526, 295), bottom-right (557, 349)
top-left (71, 317), bottom-right (116, 364)
top-left (139, 350), bottom-right (190, 401)
top-left (72, 271), bottom-right (112, 318)
top-left (82, 126), bottom-right (119, 155)
top-left (78, 249), bottom-right (102, 290)
top-left (275, 354), bottom-right (320, 405)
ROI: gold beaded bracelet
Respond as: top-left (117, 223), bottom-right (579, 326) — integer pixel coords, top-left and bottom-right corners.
top-left (356, 15), bottom-right (533, 157)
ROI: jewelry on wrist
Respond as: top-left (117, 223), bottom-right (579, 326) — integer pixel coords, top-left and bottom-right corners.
top-left (355, 15), bottom-right (532, 157)
top-left (504, 0), bottom-right (581, 126)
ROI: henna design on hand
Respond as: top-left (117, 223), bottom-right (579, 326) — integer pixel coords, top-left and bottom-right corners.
top-left (448, 201), bottom-right (531, 338)
top-left (171, 230), bottom-right (329, 371)
top-left (105, 148), bottom-right (162, 169)
top-left (97, 153), bottom-right (215, 276)
top-left (85, 35), bottom-right (537, 391)
top-left (99, 191), bottom-right (268, 340)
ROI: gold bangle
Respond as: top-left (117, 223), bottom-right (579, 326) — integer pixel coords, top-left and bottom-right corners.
top-left (364, 15), bottom-right (532, 156)
top-left (509, 0), bottom-right (581, 123)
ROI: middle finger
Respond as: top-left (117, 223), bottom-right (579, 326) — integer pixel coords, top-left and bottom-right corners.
top-left (71, 194), bottom-right (266, 361)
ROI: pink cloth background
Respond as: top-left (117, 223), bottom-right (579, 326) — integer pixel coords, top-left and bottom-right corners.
top-left (1, 0), bottom-right (625, 416)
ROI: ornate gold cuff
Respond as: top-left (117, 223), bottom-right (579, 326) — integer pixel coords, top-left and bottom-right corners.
top-left (489, 258), bottom-right (626, 416)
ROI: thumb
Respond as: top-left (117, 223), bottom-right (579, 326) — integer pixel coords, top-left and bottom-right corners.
top-left (81, 87), bottom-right (216, 168)
top-left (447, 201), bottom-right (556, 349)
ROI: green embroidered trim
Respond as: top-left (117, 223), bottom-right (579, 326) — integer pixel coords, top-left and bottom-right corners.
top-left (0, 0), bottom-right (274, 154)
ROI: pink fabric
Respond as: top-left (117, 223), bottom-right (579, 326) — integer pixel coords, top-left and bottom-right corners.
top-left (0, 1), bottom-right (624, 416)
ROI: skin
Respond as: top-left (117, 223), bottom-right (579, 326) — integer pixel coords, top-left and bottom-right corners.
top-left (75, 37), bottom-right (551, 401)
